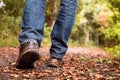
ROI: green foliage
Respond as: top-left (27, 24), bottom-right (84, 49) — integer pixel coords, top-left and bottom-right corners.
top-left (94, 58), bottom-right (112, 64)
top-left (0, 15), bottom-right (21, 47)
top-left (98, 0), bottom-right (120, 57)
top-left (0, 0), bottom-right (23, 47)
top-left (101, 23), bottom-right (120, 41)
top-left (41, 23), bottom-right (52, 46)
top-left (70, 0), bottom-right (106, 46)
top-left (105, 44), bottom-right (120, 58)
top-left (108, 0), bottom-right (120, 12)
top-left (2, 0), bottom-right (25, 17)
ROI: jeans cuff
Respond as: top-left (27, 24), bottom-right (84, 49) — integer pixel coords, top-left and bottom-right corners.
top-left (21, 39), bottom-right (39, 47)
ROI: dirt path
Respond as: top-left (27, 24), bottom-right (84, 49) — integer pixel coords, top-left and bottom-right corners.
top-left (0, 47), bottom-right (120, 80)
top-left (39, 47), bottom-right (108, 58)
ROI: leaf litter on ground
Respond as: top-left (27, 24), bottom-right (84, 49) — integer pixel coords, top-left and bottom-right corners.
top-left (0, 47), bottom-right (120, 79)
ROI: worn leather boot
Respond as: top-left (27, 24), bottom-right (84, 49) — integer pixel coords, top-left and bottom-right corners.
top-left (16, 40), bottom-right (40, 69)
top-left (47, 56), bottom-right (62, 68)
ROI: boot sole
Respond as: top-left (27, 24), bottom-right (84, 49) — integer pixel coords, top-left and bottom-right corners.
top-left (16, 49), bottom-right (39, 69)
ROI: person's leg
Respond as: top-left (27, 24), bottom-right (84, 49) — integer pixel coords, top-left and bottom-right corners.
top-left (19, 0), bottom-right (46, 45)
top-left (16, 0), bottom-right (46, 69)
top-left (48, 0), bottom-right (78, 67)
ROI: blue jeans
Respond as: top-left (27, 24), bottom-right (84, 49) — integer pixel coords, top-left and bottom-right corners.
top-left (19, 0), bottom-right (78, 59)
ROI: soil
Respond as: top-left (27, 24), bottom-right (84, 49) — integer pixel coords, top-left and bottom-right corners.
top-left (0, 47), bottom-right (120, 80)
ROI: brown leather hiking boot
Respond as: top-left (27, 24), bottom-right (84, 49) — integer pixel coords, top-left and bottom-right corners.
top-left (16, 39), bottom-right (40, 69)
top-left (47, 56), bottom-right (62, 68)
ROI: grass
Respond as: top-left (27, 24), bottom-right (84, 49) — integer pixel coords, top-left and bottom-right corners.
top-left (0, 37), bottom-right (19, 47)
top-left (0, 35), bottom-right (101, 47)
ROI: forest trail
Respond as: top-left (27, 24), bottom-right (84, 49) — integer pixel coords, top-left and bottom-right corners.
top-left (0, 47), bottom-right (120, 80)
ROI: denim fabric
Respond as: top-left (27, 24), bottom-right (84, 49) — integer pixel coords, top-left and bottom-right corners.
top-left (19, 0), bottom-right (78, 59)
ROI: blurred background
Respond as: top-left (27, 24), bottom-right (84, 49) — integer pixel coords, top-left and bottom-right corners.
top-left (0, 0), bottom-right (120, 56)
